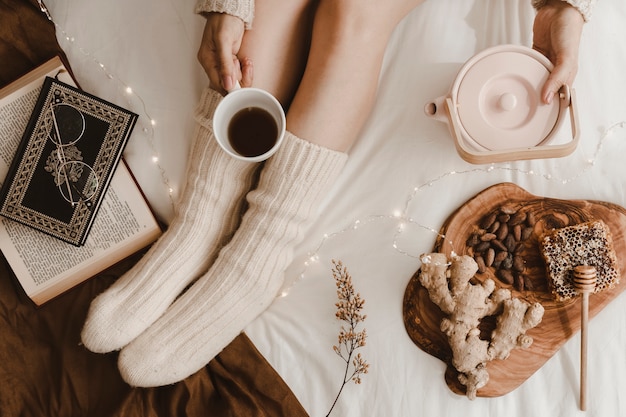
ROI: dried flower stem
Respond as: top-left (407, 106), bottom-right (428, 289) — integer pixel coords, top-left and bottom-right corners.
top-left (325, 260), bottom-right (369, 417)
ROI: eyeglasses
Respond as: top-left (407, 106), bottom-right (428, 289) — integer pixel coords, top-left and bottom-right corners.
top-left (44, 102), bottom-right (99, 207)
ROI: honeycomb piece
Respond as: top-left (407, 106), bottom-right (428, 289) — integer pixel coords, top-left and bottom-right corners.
top-left (540, 220), bottom-right (620, 301)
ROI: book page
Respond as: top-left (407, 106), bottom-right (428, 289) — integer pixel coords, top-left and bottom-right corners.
top-left (0, 163), bottom-right (161, 304)
top-left (0, 59), bottom-right (161, 304)
top-left (0, 88), bottom-right (40, 167)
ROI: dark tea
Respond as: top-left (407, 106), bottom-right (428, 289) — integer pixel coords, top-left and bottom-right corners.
top-left (228, 107), bottom-right (278, 157)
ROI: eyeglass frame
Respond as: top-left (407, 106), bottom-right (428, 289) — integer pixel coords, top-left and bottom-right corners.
top-left (46, 101), bottom-right (99, 207)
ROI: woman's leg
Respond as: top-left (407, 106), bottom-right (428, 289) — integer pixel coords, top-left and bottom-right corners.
top-left (287, 0), bottom-right (424, 151)
top-left (240, 0), bottom-right (424, 151)
top-left (117, 0), bottom-right (423, 387)
top-left (236, 0), bottom-right (318, 107)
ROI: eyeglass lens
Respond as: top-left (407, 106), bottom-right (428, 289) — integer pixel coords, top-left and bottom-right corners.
top-left (49, 103), bottom-right (85, 146)
top-left (56, 161), bottom-right (99, 206)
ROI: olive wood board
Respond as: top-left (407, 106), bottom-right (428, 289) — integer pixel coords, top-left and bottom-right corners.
top-left (403, 182), bottom-right (626, 398)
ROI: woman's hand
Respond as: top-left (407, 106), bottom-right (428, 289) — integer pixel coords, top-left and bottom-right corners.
top-left (533, 0), bottom-right (585, 104)
top-left (197, 13), bottom-right (253, 94)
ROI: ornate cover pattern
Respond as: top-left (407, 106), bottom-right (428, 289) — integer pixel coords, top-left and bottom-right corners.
top-left (0, 77), bottom-right (138, 246)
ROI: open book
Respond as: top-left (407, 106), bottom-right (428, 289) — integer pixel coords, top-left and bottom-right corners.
top-left (0, 57), bottom-right (162, 305)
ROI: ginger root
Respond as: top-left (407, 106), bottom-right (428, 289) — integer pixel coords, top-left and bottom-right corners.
top-left (419, 253), bottom-right (544, 399)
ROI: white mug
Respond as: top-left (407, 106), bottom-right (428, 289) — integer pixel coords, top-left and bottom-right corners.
top-left (213, 85), bottom-right (286, 162)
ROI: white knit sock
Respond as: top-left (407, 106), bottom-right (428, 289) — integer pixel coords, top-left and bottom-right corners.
top-left (117, 132), bottom-right (347, 387)
top-left (81, 88), bottom-right (258, 353)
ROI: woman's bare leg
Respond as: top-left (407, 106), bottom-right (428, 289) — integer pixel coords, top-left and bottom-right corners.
top-left (237, 0), bottom-right (318, 107)
top-left (288, 0), bottom-right (424, 151)
top-left (239, 0), bottom-right (423, 152)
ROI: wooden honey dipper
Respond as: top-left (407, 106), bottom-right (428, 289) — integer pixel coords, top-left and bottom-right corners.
top-left (572, 265), bottom-right (597, 411)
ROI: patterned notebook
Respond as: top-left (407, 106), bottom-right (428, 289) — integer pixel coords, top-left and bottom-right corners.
top-left (0, 76), bottom-right (137, 246)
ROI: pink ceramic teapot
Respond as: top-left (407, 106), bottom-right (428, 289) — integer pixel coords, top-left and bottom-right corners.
top-left (425, 45), bottom-right (579, 164)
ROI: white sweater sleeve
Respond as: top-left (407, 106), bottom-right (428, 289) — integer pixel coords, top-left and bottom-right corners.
top-left (531, 0), bottom-right (596, 21)
top-left (194, 0), bottom-right (255, 28)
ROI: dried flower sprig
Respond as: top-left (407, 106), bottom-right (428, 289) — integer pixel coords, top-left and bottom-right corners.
top-left (325, 260), bottom-right (369, 417)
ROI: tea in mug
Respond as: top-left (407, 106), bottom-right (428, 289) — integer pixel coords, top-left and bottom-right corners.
top-left (227, 107), bottom-right (278, 157)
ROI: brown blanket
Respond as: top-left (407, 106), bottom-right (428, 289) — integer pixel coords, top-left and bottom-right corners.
top-left (0, 2), bottom-right (308, 416)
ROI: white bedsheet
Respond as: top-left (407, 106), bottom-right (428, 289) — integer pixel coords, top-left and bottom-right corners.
top-left (48, 0), bottom-right (626, 416)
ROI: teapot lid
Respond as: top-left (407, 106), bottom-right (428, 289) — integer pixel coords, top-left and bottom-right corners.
top-left (453, 45), bottom-right (560, 151)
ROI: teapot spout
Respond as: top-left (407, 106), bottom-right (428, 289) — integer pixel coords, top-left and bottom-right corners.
top-left (424, 96), bottom-right (448, 123)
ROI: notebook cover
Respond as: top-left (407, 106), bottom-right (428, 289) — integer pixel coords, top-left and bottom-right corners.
top-left (0, 76), bottom-right (138, 246)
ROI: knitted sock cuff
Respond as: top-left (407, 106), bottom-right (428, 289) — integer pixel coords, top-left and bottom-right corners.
top-left (265, 131), bottom-right (348, 189)
top-left (194, 0), bottom-right (255, 29)
top-left (531, 0), bottom-right (595, 21)
top-left (194, 87), bottom-right (223, 129)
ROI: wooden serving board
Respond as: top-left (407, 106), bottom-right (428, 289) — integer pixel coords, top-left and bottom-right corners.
top-left (403, 182), bottom-right (626, 397)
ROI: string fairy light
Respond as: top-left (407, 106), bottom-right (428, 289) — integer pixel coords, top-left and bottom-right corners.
top-left (37, 2), bottom-right (176, 209)
top-left (279, 120), bottom-right (626, 298)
